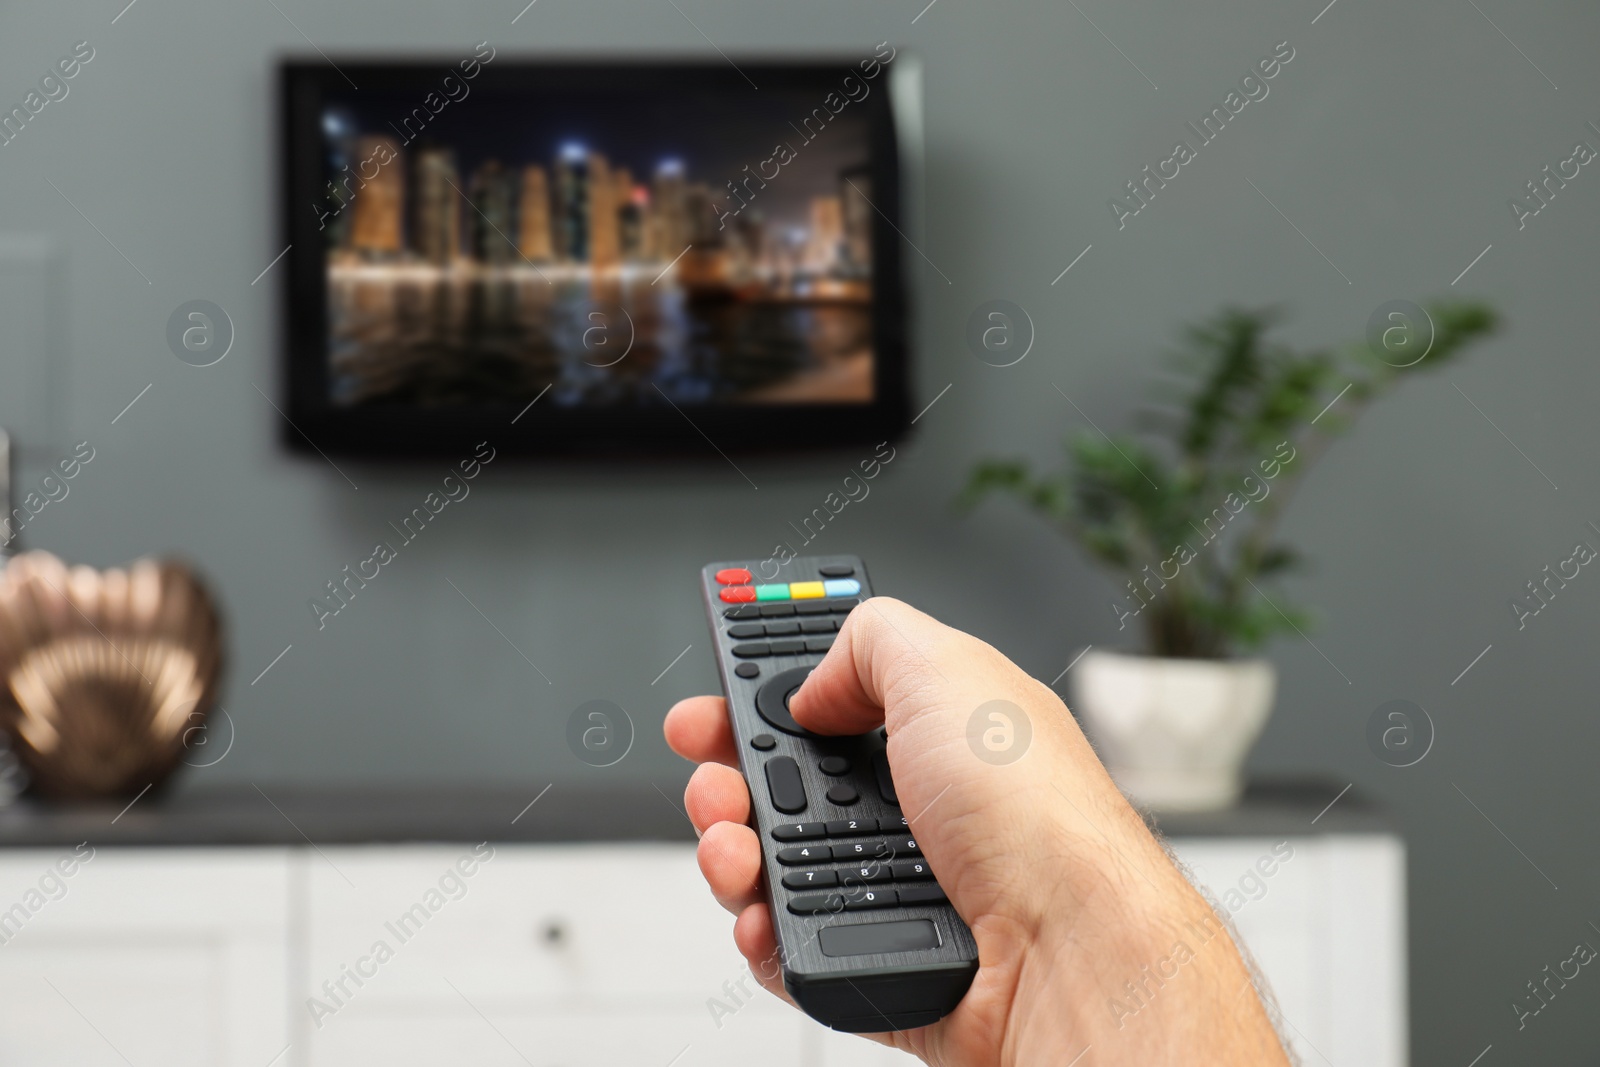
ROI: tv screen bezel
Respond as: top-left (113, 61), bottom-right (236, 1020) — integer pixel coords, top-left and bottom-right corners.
top-left (278, 56), bottom-right (912, 459)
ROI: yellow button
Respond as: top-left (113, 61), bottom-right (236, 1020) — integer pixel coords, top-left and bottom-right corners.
top-left (789, 582), bottom-right (826, 599)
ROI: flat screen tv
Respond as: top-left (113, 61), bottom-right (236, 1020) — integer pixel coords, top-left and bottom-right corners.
top-left (279, 51), bottom-right (916, 458)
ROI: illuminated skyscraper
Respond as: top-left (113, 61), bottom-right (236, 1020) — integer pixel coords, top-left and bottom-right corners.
top-left (804, 195), bottom-right (843, 273)
top-left (348, 136), bottom-right (404, 255)
top-left (620, 186), bottom-right (648, 259)
top-left (730, 212), bottom-right (765, 265)
top-left (839, 166), bottom-right (872, 275)
top-left (684, 182), bottom-right (721, 246)
top-left (610, 168), bottom-right (638, 260)
top-left (588, 152), bottom-right (620, 268)
top-left (651, 160), bottom-right (688, 260)
top-left (554, 143), bottom-right (590, 262)
top-left (414, 147), bottom-right (460, 265)
top-left (613, 168), bottom-right (634, 215)
top-left (518, 165), bottom-right (553, 260)
top-left (468, 160), bottom-right (516, 264)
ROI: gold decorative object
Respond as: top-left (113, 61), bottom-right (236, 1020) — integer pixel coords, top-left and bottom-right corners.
top-left (0, 552), bottom-right (224, 800)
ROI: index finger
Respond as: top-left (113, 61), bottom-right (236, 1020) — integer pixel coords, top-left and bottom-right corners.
top-left (664, 695), bottom-right (740, 767)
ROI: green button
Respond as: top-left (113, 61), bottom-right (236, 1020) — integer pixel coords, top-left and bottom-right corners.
top-left (755, 584), bottom-right (791, 601)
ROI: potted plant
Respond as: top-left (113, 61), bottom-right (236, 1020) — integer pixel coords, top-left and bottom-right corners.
top-left (962, 302), bottom-right (1496, 810)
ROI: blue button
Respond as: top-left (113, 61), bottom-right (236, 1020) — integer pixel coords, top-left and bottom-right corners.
top-left (823, 579), bottom-right (861, 597)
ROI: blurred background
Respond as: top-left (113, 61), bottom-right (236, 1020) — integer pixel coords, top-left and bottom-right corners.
top-left (0, 0), bottom-right (1597, 1063)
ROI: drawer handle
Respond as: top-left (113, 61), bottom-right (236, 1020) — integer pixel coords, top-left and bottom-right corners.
top-left (540, 919), bottom-right (567, 946)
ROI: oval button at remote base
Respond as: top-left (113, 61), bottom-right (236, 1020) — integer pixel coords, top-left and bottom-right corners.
top-left (765, 756), bottom-right (808, 814)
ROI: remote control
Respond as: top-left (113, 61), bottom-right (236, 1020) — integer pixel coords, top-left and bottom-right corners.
top-left (700, 556), bottom-right (978, 1032)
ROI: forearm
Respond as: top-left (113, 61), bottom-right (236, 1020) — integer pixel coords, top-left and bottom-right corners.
top-left (1009, 828), bottom-right (1293, 1064)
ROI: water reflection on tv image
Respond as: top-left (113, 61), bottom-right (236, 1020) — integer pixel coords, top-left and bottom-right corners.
top-left (318, 81), bottom-right (876, 409)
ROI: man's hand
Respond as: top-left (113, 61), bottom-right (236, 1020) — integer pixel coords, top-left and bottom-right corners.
top-left (665, 597), bottom-right (1291, 1066)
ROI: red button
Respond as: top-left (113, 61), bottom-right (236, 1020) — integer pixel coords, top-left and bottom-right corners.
top-left (720, 585), bottom-right (756, 603)
top-left (716, 568), bottom-right (753, 585)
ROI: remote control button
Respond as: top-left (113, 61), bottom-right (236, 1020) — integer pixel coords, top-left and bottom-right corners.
top-left (872, 752), bottom-right (899, 805)
top-left (823, 579), bottom-right (861, 597)
top-left (819, 757), bottom-right (851, 777)
top-left (818, 918), bottom-right (939, 958)
top-left (794, 601), bottom-right (831, 615)
top-left (728, 623), bottom-right (765, 639)
top-left (755, 667), bottom-right (818, 737)
top-left (788, 893), bottom-right (845, 915)
top-left (765, 757), bottom-right (808, 814)
top-left (840, 865), bottom-right (893, 885)
top-left (763, 621), bottom-right (800, 636)
top-left (715, 568), bottom-right (753, 585)
top-left (805, 636), bottom-right (835, 653)
top-left (750, 733), bottom-right (776, 751)
top-left (883, 834), bottom-right (921, 857)
top-left (777, 844), bottom-right (830, 865)
top-left (825, 784), bottom-right (859, 806)
top-left (831, 841), bottom-right (873, 861)
top-left (829, 598), bottom-right (859, 614)
top-left (720, 585), bottom-right (757, 603)
top-left (789, 581), bottom-right (825, 599)
top-left (819, 564), bottom-right (856, 578)
top-left (879, 814), bottom-right (909, 833)
top-left (782, 869), bottom-right (839, 889)
top-left (769, 638), bottom-right (806, 655)
top-left (755, 584), bottom-right (790, 602)
top-left (896, 883), bottom-right (948, 906)
top-left (843, 887), bottom-right (897, 910)
top-left (725, 605), bottom-right (760, 619)
top-left (735, 663), bottom-right (761, 679)
top-left (825, 817), bottom-right (872, 835)
top-left (759, 604), bottom-right (796, 617)
top-left (771, 821), bottom-right (827, 841)
top-left (800, 617), bottom-right (834, 633)
top-left (733, 642), bottom-right (769, 658)
top-left (893, 861), bottom-right (934, 881)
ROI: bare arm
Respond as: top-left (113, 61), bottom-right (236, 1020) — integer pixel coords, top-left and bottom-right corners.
top-left (666, 597), bottom-right (1291, 1066)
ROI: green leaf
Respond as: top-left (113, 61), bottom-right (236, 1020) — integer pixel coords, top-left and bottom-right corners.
top-left (958, 460), bottom-right (1035, 511)
top-left (958, 299), bottom-right (1498, 657)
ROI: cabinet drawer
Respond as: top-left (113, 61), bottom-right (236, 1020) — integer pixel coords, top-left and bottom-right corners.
top-left (305, 844), bottom-right (749, 1009)
top-left (0, 942), bottom-right (222, 1067)
top-left (0, 849), bottom-right (291, 1067)
top-left (0, 847), bottom-right (291, 932)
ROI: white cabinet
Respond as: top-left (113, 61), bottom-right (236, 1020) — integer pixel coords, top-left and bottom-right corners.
top-left (0, 834), bottom-right (1403, 1066)
top-left (1172, 834), bottom-right (1407, 1067)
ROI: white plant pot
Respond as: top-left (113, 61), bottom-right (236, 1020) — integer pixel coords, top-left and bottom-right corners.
top-left (1071, 650), bottom-right (1275, 812)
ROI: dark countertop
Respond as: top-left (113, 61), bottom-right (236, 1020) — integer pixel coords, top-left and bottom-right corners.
top-left (0, 778), bottom-right (1392, 848)
top-left (0, 783), bottom-right (697, 848)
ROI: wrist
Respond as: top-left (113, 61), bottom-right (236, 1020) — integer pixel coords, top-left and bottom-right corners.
top-left (1027, 861), bottom-right (1202, 1044)
top-left (1003, 803), bottom-right (1286, 1064)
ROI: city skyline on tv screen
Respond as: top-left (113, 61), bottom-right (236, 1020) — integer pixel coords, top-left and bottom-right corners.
top-left (317, 76), bottom-right (879, 411)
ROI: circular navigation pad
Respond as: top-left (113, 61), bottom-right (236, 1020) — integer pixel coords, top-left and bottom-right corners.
top-left (755, 666), bottom-right (819, 737)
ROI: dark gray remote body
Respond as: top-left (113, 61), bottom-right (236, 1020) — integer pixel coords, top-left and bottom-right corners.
top-left (699, 555), bottom-right (978, 1032)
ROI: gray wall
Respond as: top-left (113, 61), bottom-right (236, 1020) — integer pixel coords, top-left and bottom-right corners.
top-left (2, 0), bottom-right (1597, 1061)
